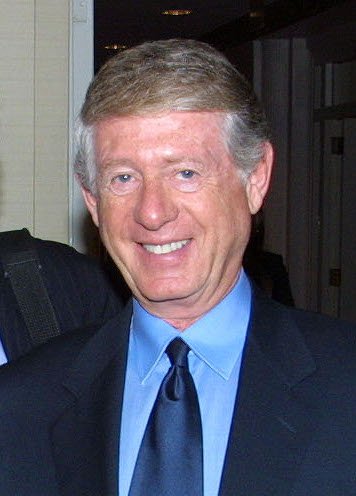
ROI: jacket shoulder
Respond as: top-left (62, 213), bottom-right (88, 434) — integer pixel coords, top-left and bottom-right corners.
top-left (251, 288), bottom-right (356, 380)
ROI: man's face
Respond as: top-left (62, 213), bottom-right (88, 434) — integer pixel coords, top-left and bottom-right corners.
top-left (83, 111), bottom-right (272, 326)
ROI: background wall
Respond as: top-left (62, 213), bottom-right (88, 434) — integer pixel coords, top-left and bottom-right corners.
top-left (0, 1), bottom-right (69, 242)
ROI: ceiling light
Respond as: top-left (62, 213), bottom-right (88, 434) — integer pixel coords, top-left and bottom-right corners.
top-left (249, 0), bottom-right (264, 18)
top-left (161, 9), bottom-right (192, 16)
top-left (104, 44), bottom-right (127, 51)
top-left (249, 10), bottom-right (264, 18)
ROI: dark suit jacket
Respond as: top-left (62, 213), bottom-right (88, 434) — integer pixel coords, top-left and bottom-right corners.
top-left (0, 237), bottom-right (122, 360)
top-left (0, 288), bottom-right (355, 495)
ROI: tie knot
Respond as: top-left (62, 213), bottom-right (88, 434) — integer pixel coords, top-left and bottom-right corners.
top-left (166, 338), bottom-right (190, 367)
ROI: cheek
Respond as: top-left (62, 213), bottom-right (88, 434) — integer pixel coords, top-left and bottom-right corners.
top-left (217, 184), bottom-right (250, 224)
top-left (96, 197), bottom-right (128, 239)
top-left (218, 192), bottom-right (252, 250)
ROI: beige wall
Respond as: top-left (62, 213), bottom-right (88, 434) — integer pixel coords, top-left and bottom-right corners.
top-left (0, 1), bottom-right (69, 242)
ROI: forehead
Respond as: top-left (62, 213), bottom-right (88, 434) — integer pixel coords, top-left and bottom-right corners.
top-left (94, 111), bottom-right (226, 150)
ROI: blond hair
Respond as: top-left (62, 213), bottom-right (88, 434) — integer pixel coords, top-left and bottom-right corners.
top-left (75, 39), bottom-right (270, 192)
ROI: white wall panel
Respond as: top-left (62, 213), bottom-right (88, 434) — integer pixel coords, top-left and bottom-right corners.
top-left (0, 1), bottom-right (69, 242)
top-left (69, 0), bottom-right (94, 253)
top-left (0, 1), bottom-right (35, 231)
top-left (34, 0), bottom-right (69, 241)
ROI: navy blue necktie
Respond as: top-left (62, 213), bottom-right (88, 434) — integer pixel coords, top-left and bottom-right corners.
top-left (129, 338), bottom-right (203, 496)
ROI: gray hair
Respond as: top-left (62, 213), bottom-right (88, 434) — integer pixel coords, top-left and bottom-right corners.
top-left (74, 39), bottom-right (270, 192)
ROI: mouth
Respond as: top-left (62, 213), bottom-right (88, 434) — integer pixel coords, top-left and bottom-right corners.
top-left (142, 239), bottom-right (189, 255)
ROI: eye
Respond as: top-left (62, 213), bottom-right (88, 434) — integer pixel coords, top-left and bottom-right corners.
top-left (114, 173), bottom-right (132, 183)
top-left (172, 167), bottom-right (202, 192)
top-left (106, 172), bottom-right (139, 195)
top-left (178, 169), bottom-right (196, 179)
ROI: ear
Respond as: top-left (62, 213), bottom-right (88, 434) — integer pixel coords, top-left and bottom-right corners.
top-left (246, 142), bottom-right (274, 215)
top-left (81, 186), bottom-right (100, 227)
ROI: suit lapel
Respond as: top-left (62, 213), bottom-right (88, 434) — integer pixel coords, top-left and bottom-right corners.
top-left (50, 301), bottom-right (132, 496)
top-left (219, 292), bottom-right (319, 496)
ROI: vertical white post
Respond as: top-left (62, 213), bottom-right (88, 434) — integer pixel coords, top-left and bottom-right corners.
top-left (68, 0), bottom-right (94, 252)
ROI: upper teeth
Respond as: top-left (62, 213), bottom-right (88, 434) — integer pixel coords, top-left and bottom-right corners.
top-left (143, 240), bottom-right (189, 254)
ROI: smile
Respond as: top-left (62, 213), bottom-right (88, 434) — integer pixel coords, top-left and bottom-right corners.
top-left (142, 240), bottom-right (189, 255)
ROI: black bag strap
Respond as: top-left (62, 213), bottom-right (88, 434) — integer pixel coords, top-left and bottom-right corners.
top-left (0, 228), bottom-right (61, 347)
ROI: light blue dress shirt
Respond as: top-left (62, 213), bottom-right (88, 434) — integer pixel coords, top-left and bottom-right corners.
top-left (119, 270), bottom-right (251, 496)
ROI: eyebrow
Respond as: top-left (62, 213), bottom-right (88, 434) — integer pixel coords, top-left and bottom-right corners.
top-left (98, 158), bottom-right (135, 170)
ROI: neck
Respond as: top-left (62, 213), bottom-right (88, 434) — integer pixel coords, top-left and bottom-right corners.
top-left (163, 316), bottom-right (202, 332)
top-left (138, 274), bottom-right (241, 331)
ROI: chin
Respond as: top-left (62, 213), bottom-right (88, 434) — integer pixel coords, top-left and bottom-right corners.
top-left (138, 284), bottom-right (195, 304)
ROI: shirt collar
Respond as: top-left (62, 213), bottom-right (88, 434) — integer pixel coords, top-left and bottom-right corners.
top-left (131, 303), bottom-right (179, 383)
top-left (131, 270), bottom-right (251, 382)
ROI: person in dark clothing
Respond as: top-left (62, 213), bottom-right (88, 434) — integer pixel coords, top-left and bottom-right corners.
top-left (243, 210), bottom-right (295, 306)
top-left (0, 231), bottom-right (122, 362)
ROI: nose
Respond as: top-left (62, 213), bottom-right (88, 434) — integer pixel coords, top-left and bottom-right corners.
top-left (134, 178), bottom-right (178, 230)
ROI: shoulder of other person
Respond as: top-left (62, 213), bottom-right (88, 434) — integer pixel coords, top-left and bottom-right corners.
top-left (32, 237), bottom-right (124, 317)
top-left (33, 237), bottom-right (107, 274)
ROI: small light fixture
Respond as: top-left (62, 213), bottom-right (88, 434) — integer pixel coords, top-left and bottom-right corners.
top-left (249, 10), bottom-right (264, 18)
top-left (161, 9), bottom-right (192, 16)
top-left (249, 0), bottom-right (264, 18)
top-left (104, 44), bottom-right (127, 51)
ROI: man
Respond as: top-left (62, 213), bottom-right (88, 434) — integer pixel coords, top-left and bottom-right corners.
top-left (0, 231), bottom-right (123, 362)
top-left (0, 39), bottom-right (355, 496)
